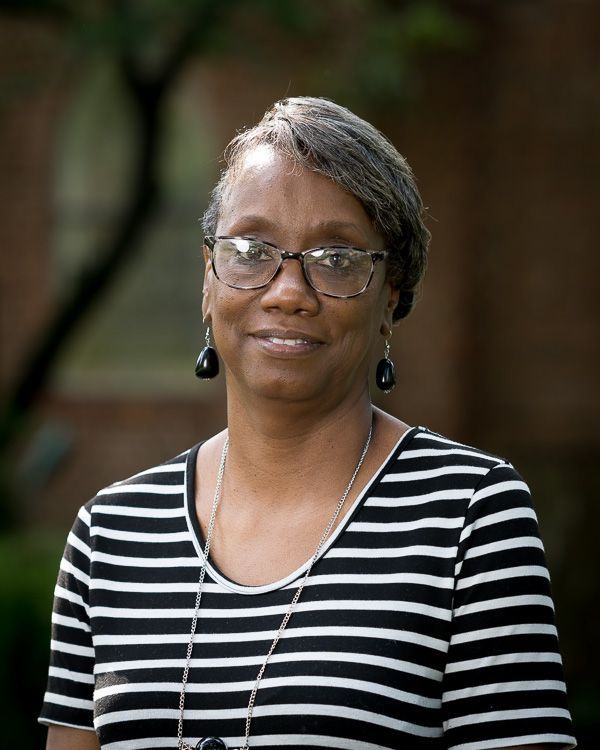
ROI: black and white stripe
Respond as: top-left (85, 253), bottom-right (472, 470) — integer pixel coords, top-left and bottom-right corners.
top-left (40, 427), bottom-right (576, 750)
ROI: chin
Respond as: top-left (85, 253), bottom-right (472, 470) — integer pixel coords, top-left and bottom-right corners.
top-left (252, 377), bottom-right (319, 403)
top-left (230, 364), bottom-right (324, 404)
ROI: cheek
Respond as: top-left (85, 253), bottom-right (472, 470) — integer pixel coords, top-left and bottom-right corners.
top-left (203, 272), bottom-right (233, 321)
top-left (330, 300), bottom-right (383, 356)
top-left (208, 287), bottom-right (257, 347)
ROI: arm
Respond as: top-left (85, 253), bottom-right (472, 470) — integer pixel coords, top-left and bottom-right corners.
top-left (441, 464), bottom-right (576, 749)
top-left (39, 506), bottom-right (96, 733)
top-left (46, 726), bottom-right (100, 750)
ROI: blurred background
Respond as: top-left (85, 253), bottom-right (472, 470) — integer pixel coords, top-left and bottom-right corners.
top-left (0, 0), bottom-right (598, 746)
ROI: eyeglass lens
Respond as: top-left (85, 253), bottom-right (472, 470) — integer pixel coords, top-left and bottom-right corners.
top-left (212, 238), bottom-right (374, 297)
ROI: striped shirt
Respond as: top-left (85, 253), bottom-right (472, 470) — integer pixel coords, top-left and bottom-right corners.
top-left (40, 427), bottom-right (576, 750)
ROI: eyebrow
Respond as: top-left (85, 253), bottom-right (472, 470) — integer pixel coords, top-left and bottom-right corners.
top-left (313, 219), bottom-right (367, 237)
top-left (226, 216), bottom-right (369, 241)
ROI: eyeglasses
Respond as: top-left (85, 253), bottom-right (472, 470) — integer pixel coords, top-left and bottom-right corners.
top-left (204, 236), bottom-right (387, 298)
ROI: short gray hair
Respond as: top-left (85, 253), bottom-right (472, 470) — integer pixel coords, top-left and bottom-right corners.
top-left (202, 96), bottom-right (429, 320)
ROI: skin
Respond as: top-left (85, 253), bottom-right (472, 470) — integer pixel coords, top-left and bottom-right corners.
top-left (46, 147), bottom-right (554, 750)
top-left (46, 726), bottom-right (99, 749)
top-left (198, 148), bottom-right (407, 585)
top-left (208, 151), bottom-right (396, 414)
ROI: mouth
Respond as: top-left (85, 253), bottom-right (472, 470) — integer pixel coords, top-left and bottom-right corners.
top-left (251, 329), bottom-right (324, 354)
top-left (265, 335), bottom-right (312, 346)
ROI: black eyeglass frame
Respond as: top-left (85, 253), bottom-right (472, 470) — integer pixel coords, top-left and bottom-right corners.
top-left (204, 235), bottom-right (388, 299)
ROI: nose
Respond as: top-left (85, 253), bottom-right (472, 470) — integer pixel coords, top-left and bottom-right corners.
top-left (260, 257), bottom-right (320, 315)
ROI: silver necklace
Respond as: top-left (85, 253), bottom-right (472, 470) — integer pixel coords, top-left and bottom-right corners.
top-left (177, 420), bottom-right (373, 750)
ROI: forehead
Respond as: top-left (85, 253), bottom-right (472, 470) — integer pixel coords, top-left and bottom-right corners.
top-left (217, 146), bottom-right (381, 247)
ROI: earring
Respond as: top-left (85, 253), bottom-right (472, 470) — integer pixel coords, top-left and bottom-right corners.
top-left (195, 326), bottom-right (219, 379)
top-left (376, 338), bottom-right (396, 393)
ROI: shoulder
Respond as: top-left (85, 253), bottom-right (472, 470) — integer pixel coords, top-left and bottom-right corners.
top-left (390, 425), bottom-right (518, 481)
top-left (403, 426), bottom-right (509, 462)
top-left (377, 426), bottom-right (532, 520)
top-left (83, 443), bottom-right (200, 513)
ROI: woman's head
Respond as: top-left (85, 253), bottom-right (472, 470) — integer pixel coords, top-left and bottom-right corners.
top-left (202, 150), bottom-right (400, 407)
top-left (202, 96), bottom-right (429, 321)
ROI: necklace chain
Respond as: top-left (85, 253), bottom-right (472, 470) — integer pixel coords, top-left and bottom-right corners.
top-left (177, 421), bottom-right (373, 750)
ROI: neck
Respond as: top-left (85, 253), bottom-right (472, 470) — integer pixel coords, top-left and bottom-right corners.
top-left (227, 383), bottom-right (373, 442)
top-left (221, 386), bottom-right (374, 511)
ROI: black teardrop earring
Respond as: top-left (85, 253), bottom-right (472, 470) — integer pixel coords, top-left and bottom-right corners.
top-left (375, 338), bottom-right (396, 393)
top-left (195, 326), bottom-right (220, 379)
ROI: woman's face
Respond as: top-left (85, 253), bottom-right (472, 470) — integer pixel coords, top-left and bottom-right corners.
top-left (203, 146), bottom-right (399, 409)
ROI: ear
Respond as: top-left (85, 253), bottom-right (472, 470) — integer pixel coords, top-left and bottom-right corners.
top-left (202, 243), bottom-right (211, 275)
top-left (380, 283), bottom-right (400, 337)
top-left (202, 244), bottom-right (213, 322)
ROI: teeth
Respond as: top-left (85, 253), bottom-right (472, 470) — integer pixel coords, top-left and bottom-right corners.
top-left (268, 337), bottom-right (309, 345)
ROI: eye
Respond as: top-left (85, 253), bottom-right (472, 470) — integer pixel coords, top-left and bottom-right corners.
top-left (232, 240), bottom-right (274, 263)
top-left (312, 247), bottom-right (353, 270)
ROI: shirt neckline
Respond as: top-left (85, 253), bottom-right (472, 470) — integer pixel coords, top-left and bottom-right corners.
top-left (184, 425), bottom-right (421, 595)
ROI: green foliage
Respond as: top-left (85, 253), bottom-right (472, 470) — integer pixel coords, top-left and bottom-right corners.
top-left (0, 532), bottom-right (64, 747)
top-left (1, 0), bottom-right (473, 103)
top-left (334, 0), bottom-right (474, 106)
top-left (64, 0), bottom-right (215, 59)
top-left (402, 0), bottom-right (472, 48)
top-left (252, 0), bottom-right (325, 33)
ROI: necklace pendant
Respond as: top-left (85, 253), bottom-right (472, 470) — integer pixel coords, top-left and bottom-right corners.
top-left (196, 739), bottom-right (228, 750)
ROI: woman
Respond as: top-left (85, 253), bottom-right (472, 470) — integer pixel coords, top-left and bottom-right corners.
top-left (41, 97), bottom-right (575, 750)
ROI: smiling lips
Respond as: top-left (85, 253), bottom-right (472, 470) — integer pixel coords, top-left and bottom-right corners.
top-left (252, 330), bottom-right (323, 351)
top-left (267, 336), bottom-right (311, 346)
